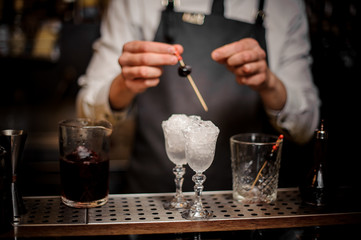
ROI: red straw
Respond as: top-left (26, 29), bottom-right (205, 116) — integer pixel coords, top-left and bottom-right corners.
top-left (272, 135), bottom-right (284, 152)
top-left (251, 134), bottom-right (284, 189)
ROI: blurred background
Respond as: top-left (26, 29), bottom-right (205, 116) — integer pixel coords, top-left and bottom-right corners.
top-left (0, 0), bottom-right (360, 196)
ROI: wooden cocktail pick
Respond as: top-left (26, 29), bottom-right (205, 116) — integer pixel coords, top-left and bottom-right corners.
top-left (174, 50), bottom-right (208, 112)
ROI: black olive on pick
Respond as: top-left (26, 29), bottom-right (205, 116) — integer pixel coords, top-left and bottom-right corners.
top-left (178, 65), bottom-right (192, 77)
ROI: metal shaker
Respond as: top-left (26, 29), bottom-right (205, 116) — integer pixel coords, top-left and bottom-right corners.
top-left (0, 129), bottom-right (27, 232)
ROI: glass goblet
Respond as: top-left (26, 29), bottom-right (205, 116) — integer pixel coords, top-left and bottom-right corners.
top-left (181, 120), bottom-right (219, 220)
top-left (161, 115), bottom-right (191, 210)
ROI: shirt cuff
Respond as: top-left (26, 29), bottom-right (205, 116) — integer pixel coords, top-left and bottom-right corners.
top-left (93, 81), bottom-right (130, 124)
top-left (265, 85), bottom-right (318, 144)
top-left (264, 91), bottom-right (294, 137)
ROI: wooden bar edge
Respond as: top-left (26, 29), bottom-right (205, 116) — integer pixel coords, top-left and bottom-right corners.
top-left (10, 212), bottom-right (361, 237)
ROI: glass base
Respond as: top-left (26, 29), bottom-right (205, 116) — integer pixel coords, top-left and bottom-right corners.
top-left (181, 208), bottom-right (213, 220)
top-left (233, 188), bottom-right (277, 204)
top-left (61, 196), bottom-right (108, 208)
top-left (163, 198), bottom-right (191, 210)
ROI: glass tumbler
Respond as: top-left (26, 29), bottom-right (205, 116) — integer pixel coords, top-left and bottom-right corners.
top-left (230, 133), bottom-right (283, 203)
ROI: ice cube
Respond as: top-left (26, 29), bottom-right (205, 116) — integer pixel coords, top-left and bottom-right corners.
top-left (184, 119), bottom-right (219, 144)
top-left (162, 114), bottom-right (191, 132)
top-left (162, 114), bottom-right (195, 155)
top-left (76, 146), bottom-right (90, 159)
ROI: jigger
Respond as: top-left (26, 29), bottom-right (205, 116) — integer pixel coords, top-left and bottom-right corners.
top-left (0, 129), bottom-right (27, 227)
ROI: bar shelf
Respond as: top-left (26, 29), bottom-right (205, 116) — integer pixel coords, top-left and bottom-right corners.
top-left (5, 188), bottom-right (361, 237)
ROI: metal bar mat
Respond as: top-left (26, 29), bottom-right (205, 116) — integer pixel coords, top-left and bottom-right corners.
top-left (19, 188), bottom-right (333, 226)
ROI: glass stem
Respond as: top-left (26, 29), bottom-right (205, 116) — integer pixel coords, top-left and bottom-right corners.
top-left (192, 172), bottom-right (206, 212)
top-left (173, 165), bottom-right (185, 200)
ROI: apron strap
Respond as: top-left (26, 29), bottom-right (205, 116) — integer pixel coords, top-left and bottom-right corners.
top-left (211, 0), bottom-right (224, 16)
top-left (165, 0), bottom-right (174, 11)
top-left (255, 0), bottom-right (266, 25)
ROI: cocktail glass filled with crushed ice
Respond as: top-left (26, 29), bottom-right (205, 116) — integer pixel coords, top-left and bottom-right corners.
top-left (162, 114), bottom-right (200, 210)
top-left (181, 118), bottom-right (219, 220)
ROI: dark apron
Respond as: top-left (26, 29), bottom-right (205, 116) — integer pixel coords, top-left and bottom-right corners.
top-left (126, 0), bottom-right (272, 193)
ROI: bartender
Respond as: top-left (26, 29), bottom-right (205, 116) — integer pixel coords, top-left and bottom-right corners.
top-left (76, 0), bottom-right (320, 193)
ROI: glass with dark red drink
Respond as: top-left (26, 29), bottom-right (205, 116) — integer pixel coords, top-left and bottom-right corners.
top-left (59, 119), bottom-right (112, 208)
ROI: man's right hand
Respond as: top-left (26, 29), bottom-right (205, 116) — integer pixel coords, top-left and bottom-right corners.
top-left (109, 41), bottom-right (183, 110)
top-left (118, 41), bottom-right (183, 93)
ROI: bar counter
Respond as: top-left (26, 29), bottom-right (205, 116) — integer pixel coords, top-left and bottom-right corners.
top-left (1, 188), bottom-right (360, 238)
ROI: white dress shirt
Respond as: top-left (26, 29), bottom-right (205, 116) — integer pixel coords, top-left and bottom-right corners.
top-left (77, 0), bottom-right (320, 144)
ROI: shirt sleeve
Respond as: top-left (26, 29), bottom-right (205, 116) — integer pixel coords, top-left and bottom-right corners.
top-left (265, 0), bottom-right (320, 144)
top-left (76, 0), bottom-right (151, 125)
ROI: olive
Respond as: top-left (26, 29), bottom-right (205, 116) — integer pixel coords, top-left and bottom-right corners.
top-left (178, 65), bottom-right (192, 77)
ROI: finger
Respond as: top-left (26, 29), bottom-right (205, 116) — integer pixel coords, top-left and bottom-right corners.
top-left (236, 71), bottom-right (268, 89)
top-left (227, 48), bottom-right (266, 67)
top-left (233, 61), bottom-right (267, 76)
top-left (211, 38), bottom-right (260, 62)
top-left (144, 79), bottom-right (160, 87)
top-left (123, 41), bottom-right (182, 54)
top-left (122, 66), bottom-right (163, 80)
top-left (119, 52), bottom-right (178, 66)
top-left (173, 44), bottom-right (184, 55)
top-left (124, 78), bottom-right (160, 93)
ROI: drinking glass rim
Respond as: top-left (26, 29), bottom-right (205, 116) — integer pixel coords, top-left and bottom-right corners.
top-left (230, 133), bottom-right (280, 145)
top-left (0, 129), bottom-right (26, 136)
top-left (59, 118), bottom-right (112, 129)
top-left (59, 118), bottom-right (113, 137)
